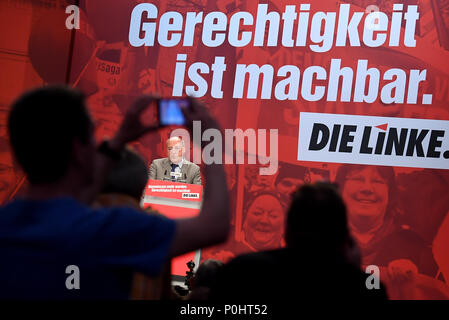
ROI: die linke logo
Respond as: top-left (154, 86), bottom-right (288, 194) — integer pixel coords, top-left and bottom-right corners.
top-left (182, 193), bottom-right (199, 199)
top-left (297, 113), bottom-right (449, 170)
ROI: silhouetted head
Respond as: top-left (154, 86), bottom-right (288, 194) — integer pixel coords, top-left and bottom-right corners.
top-left (102, 146), bottom-right (148, 200)
top-left (285, 183), bottom-right (350, 252)
top-left (193, 259), bottom-right (224, 289)
top-left (8, 86), bottom-right (95, 186)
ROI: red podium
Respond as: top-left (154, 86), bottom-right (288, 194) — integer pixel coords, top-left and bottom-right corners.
top-left (142, 179), bottom-right (202, 278)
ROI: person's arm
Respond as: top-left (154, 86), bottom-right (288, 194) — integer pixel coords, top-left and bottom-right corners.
top-left (169, 98), bottom-right (230, 257)
top-left (81, 95), bottom-right (159, 204)
top-left (83, 94), bottom-right (229, 257)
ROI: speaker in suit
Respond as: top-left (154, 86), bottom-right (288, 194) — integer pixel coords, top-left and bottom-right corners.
top-left (149, 157), bottom-right (201, 185)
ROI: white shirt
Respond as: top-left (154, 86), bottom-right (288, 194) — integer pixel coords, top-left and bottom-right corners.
top-left (170, 158), bottom-right (185, 172)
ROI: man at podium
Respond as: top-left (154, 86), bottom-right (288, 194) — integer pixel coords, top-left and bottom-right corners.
top-left (149, 136), bottom-right (201, 185)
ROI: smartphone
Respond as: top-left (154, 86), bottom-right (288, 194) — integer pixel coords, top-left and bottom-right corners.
top-left (158, 98), bottom-right (190, 126)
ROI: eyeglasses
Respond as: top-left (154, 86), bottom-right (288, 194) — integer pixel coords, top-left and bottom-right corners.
top-left (345, 176), bottom-right (387, 186)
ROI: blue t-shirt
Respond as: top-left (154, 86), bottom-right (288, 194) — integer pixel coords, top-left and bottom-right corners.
top-left (0, 197), bottom-right (176, 299)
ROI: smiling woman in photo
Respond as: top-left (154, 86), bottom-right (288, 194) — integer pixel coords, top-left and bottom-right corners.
top-left (241, 191), bottom-right (287, 252)
top-left (340, 165), bottom-right (391, 245)
top-left (335, 165), bottom-right (439, 279)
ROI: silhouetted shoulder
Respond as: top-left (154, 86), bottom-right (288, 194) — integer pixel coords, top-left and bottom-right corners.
top-left (210, 249), bottom-right (388, 301)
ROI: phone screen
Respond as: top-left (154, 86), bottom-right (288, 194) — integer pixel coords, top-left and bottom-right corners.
top-left (158, 99), bottom-right (189, 126)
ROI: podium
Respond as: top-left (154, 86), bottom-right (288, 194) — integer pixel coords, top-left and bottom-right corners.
top-left (142, 179), bottom-right (202, 279)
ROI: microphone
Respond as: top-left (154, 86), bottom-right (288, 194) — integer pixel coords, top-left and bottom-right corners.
top-left (176, 174), bottom-right (187, 184)
top-left (162, 170), bottom-right (171, 181)
top-left (171, 171), bottom-right (182, 181)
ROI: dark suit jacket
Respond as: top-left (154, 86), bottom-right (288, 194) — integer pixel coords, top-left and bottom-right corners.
top-left (149, 158), bottom-right (201, 185)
